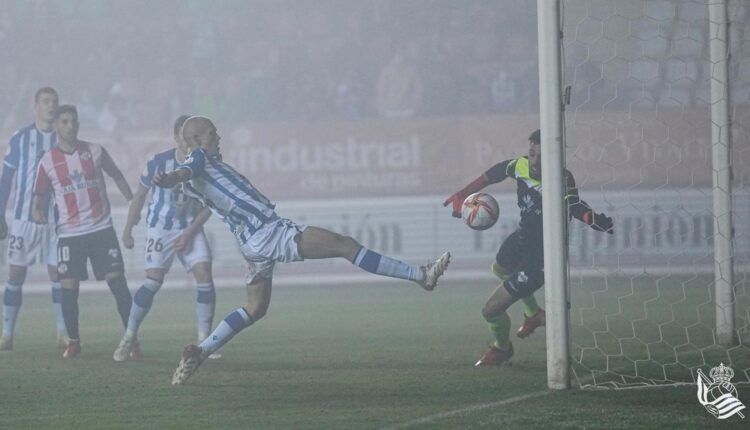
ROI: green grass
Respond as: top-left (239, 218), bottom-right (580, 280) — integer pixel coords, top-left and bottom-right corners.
top-left (0, 280), bottom-right (747, 429)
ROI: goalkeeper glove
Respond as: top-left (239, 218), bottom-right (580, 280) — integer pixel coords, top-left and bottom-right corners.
top-left (443, 175), bottom-right (489, 218)
top-left (582, 210), bottom-right (614, 234)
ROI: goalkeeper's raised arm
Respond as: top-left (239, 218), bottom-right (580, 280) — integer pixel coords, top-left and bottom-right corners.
top-left (443, 159), bottom-right (515, 218)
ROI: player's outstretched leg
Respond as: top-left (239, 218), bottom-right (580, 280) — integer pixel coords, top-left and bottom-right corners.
top-left (113, 276), bottom-right (162, 361)
top-left (296, 226), bottom-right (451, 290)
top-left (172, 277), bottom-right (269, 385)
top-left (172, 307), bottom-right (255, 385)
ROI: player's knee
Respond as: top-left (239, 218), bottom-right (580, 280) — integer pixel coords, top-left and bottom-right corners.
top-left (191, 263), bottom-right (212, 284)
top-left (60, 279), bottom-right (79, 291)
top-left (104, 271), bottom-right (125, 283)
top-left (145, 269), bottom-right (166, 284)
top-left (331, 233), bottom-right (359, 257)
top-left (8, 265), bottom-right (27, 285)
top-left (47, 266), bottom-right (59, 282)
top-left (248, 306), bottom-right (268, 321)
top-left (482, 302), bottom-right (500, 320)
top-left (244, 298), bottom-right (270, 321)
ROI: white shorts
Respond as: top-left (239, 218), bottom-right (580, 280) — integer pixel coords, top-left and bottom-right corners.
top-left (7, 219), bottom-right (57, 267)
top-left (144, 227), bottom-right (212, 273)
top-left (239, 218), bottom-right (306, 283)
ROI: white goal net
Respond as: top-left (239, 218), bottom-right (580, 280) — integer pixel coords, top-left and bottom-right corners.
top-left (560, 0), bottom-right (750, 388)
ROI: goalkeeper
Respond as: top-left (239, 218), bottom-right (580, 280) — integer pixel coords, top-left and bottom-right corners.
top-left (444, 129), bottom-right (614, 367)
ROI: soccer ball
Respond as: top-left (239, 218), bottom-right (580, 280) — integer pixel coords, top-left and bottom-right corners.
top-left (461, 193), bottom-right (499, 230)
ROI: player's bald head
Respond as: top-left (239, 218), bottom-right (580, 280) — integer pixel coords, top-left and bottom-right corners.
top-left (181, 116), bottom-right (214, 149)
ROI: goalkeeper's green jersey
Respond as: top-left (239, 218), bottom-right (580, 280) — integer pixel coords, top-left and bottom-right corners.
top-left (484, 156), bottom-right (592, 239)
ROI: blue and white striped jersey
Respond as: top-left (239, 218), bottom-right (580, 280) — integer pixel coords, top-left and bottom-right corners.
top-left (177, 148), bottom-right (278, 242)
top-left (3, 124), bottom-right (56, 222)
top-left (140, 148), bottom-right (203, 230)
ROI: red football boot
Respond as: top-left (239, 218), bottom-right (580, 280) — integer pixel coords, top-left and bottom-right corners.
top-left (63, 339), bottom-right (81, 358)
top-left (516, 309), bottom-right (546, 339)
top-left (474, 342), bottom-right (514, 367)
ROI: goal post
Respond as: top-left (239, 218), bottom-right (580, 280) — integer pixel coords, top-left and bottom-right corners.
top-left (537, 0), bottom-right (571, 391)
top-left (708, 0), bottom-right (736, 347)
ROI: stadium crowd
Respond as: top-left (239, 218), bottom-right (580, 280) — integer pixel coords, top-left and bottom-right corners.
top-left (0, 0), bottom-right (538, 130)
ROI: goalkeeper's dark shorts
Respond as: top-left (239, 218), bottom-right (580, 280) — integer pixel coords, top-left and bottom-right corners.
top-left (495, 229), bottom-right (543, 271)
top-left (496, 229), bottom-right (544, 299)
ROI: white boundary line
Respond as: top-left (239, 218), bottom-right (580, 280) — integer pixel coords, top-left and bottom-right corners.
top-left (379, 376), bottom-right (734, 429)
top-left (378, 390), bottom-right (550, 430)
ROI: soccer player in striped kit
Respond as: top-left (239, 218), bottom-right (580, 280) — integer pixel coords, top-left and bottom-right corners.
top-left (0, 87), bottom-right (67, 351)
top-left (32, 105), bottom-right (134, 358)
top-left (156, 116), bottom-right (451, 384)
top-left (112, 115), bottom-right (216, 362)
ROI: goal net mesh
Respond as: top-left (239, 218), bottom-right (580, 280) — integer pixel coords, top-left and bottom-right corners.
top-left (561, 0), bottom-right (750, 388)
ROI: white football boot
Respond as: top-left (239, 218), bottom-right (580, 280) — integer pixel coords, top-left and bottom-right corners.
top-left (418, 252), bottom-right (451, 291)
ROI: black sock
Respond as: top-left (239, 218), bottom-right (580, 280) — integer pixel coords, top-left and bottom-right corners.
top-left (61, 288), bottom-right (80, 340)
top-left (107, 276), bottom-right (132, 328)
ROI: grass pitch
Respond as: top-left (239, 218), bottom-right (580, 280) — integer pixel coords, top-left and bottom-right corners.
top-left (0, 280), bottom-right (746, 429)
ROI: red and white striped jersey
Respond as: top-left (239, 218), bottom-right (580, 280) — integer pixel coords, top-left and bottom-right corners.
top-left (33, 141), bottom-right (115, 238)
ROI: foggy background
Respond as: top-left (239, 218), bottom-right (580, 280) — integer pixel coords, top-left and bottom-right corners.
top-left (0, 0), bottom-right (538, 129)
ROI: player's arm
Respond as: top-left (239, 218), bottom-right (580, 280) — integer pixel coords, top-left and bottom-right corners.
top-left (31, 164), bottom-right (51, 224)
top-left (154, 149), bottom-right (205, 188)
top-left (100, 147), bottom-right (133, 201)
top-left (174, 206), bottom-right (211, 252)
top-left (443, 159), bottom-right (514, 218)
top-left (121, 184), bottom-right (149, 249)
top-left (0, 165), bottom-right (16, 239)
top-left (122, 158), bottom-right (159, 249)
top-left (0, 134), bottom-right (21, 239)
top-left (565, 171), bottom-right (614, 234)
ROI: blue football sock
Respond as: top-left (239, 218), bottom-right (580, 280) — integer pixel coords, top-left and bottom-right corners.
top-left (2, 282), bottom-right (22, 338)
top-left (52, 282), bottom-right (66, 335)
top-left (125, 278), bottom-right (162, 338)
top-left (196, 283), bottom-right (216, 341)
top-left (199, 307), bottom-right (254, 358)
top-left (353, 247), bottom-right (421, 282)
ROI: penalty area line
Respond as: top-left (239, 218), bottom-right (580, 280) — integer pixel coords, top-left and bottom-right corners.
top-left (379, 390), bottom-right (550, 429)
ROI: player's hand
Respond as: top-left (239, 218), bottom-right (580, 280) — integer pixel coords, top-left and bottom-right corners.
top-left (174, 231), bottom-right (193, 253)
top-left (443, 191), bottom-right (466, 218)
top-left (153, 171), bottom-right (177, 188)
top-left (121, 230), bottom-right (135, 249)
top-left (31, 209), bottom-right (48, 225)
top-left (443, 175), bottom-right (489, 219)
top-left (590, 212), bottom-right (614, 234)
top-left (0, 216), bottom-right (7, 240)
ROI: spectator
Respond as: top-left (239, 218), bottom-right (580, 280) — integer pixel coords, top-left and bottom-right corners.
top-left (376, 47), bottom-right (423, 118)
top-left (490, 67), bottom-right (517, 113)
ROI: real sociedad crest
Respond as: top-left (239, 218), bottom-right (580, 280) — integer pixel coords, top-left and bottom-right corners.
top-left (696, 363), bottom-right (745, 420)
